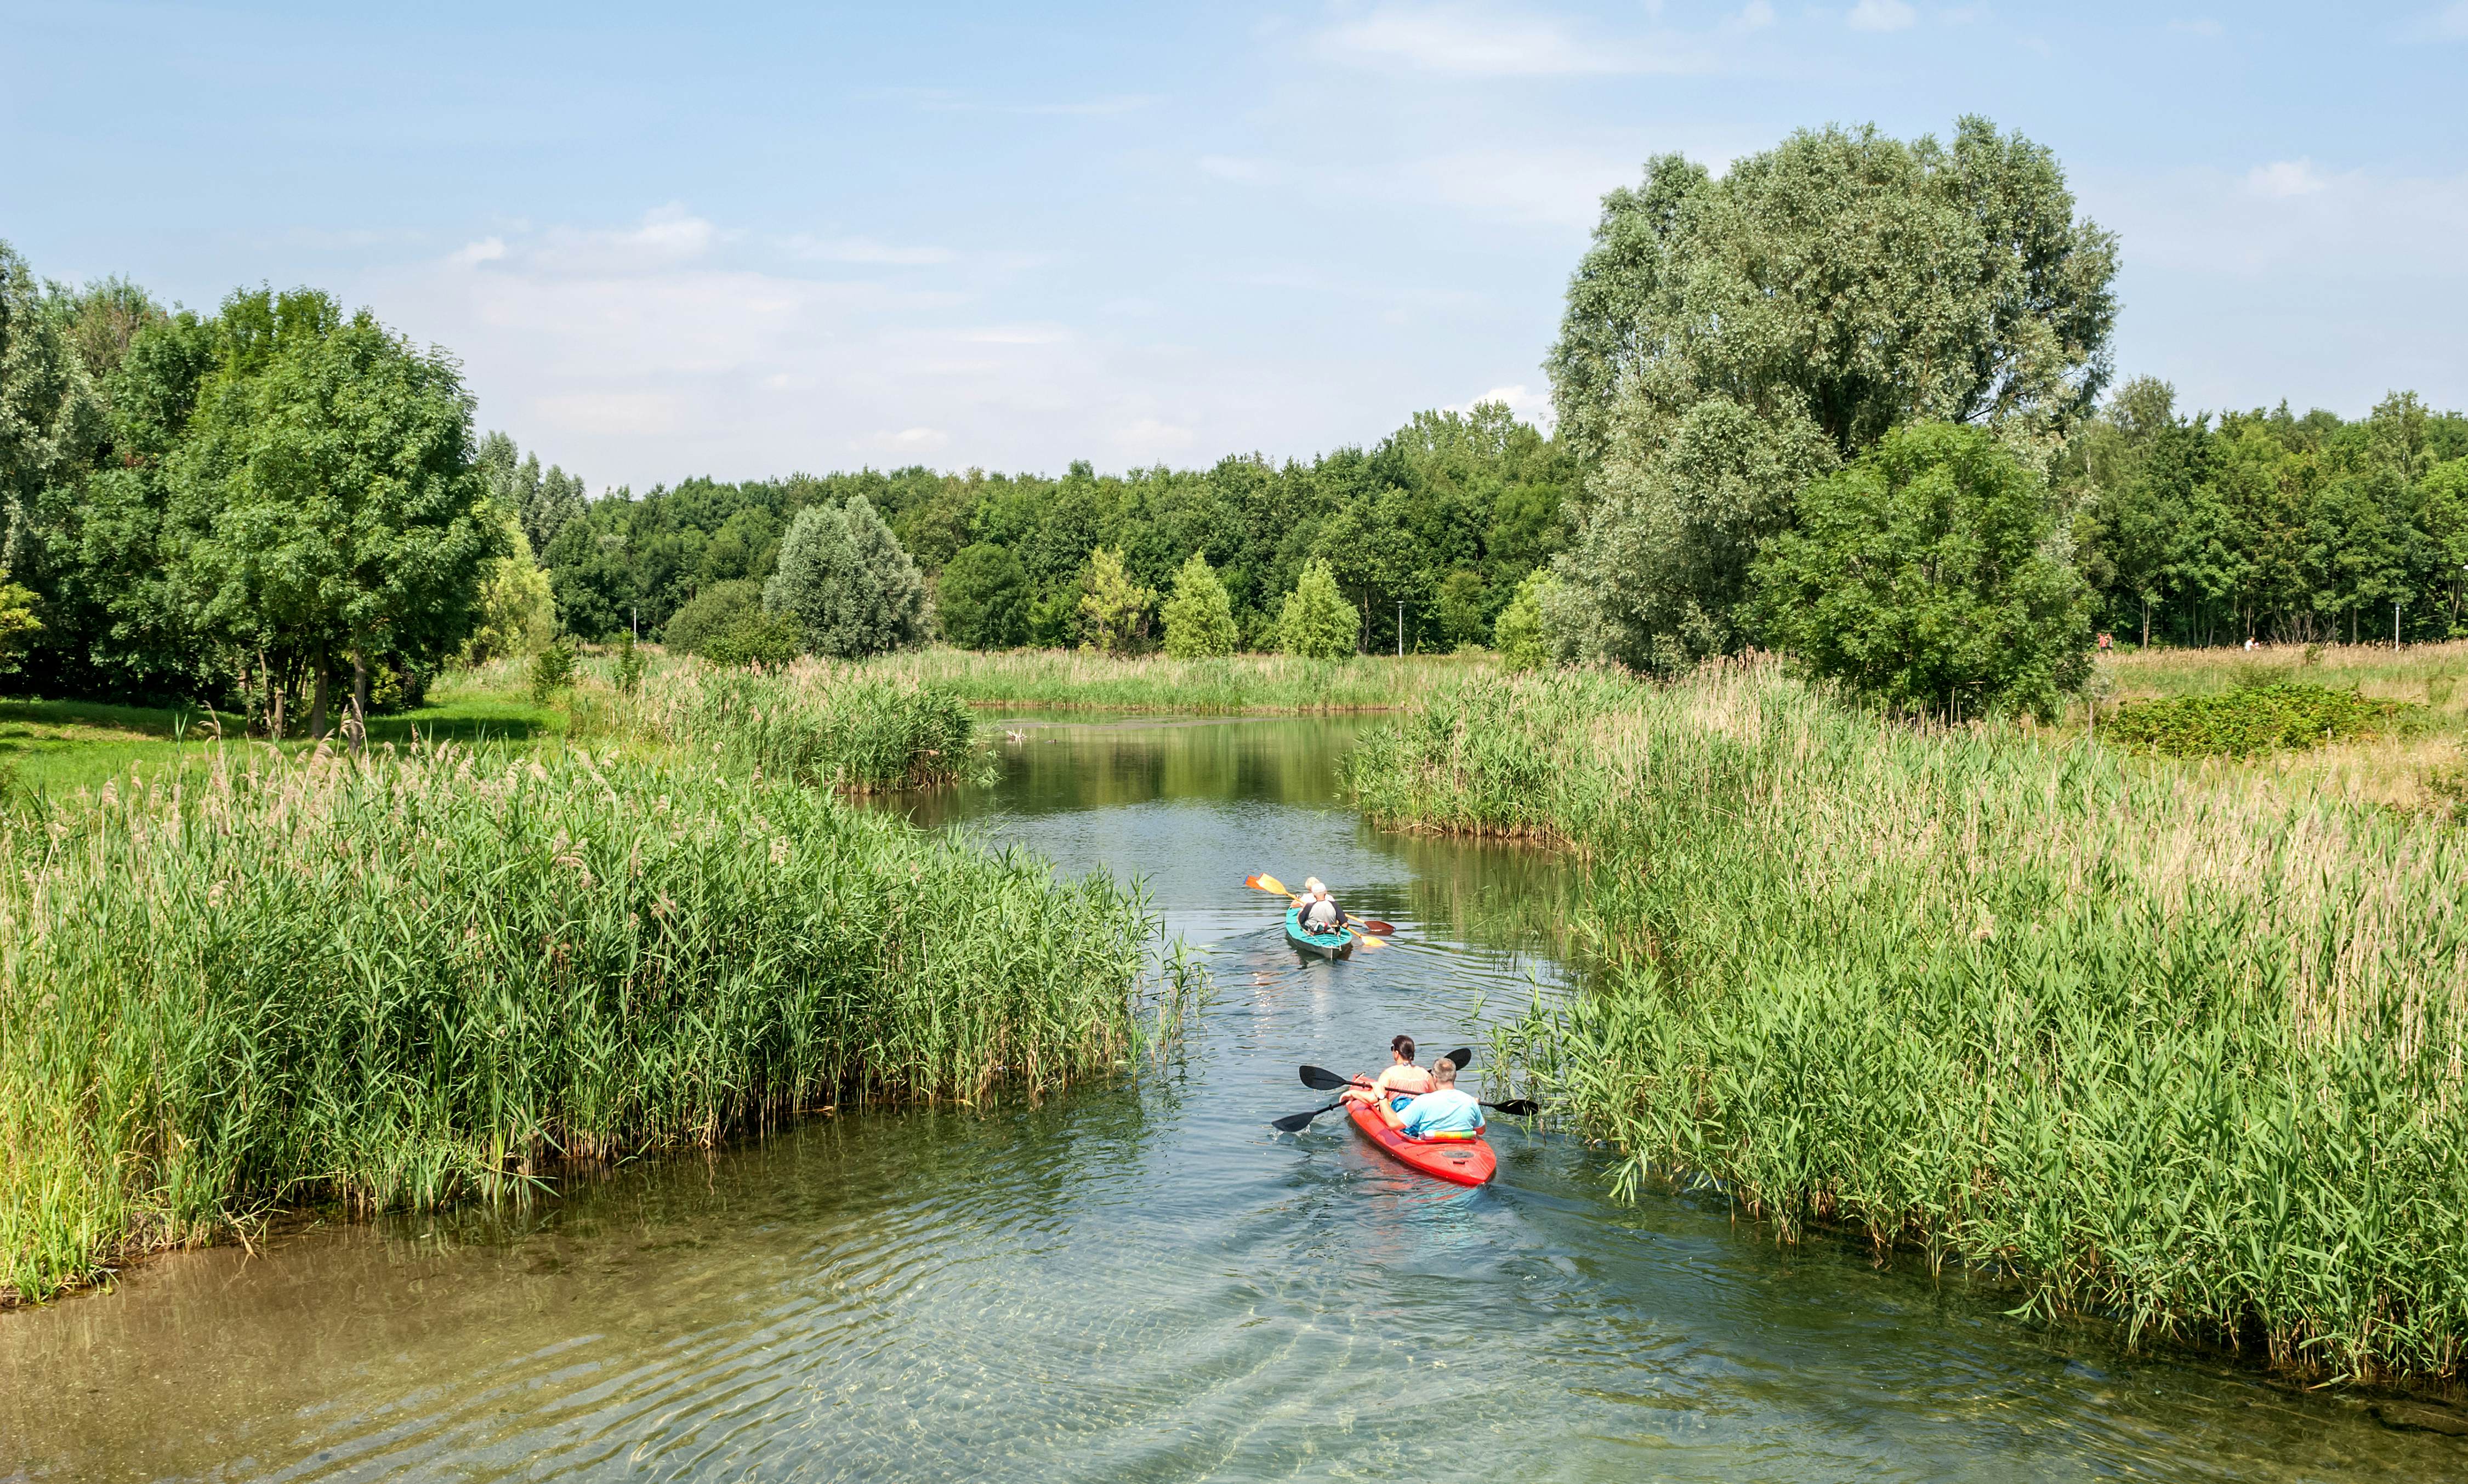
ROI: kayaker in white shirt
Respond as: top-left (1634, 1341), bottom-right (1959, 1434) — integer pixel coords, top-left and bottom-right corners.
top-left (1340, 1034), bottom-right (1437, 1112)
top-left (1297, 877), bottom-right (1349, 935)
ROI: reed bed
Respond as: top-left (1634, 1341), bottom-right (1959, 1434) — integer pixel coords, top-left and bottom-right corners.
top-left (861, 647), bottom-right (1473, 714)
top-left (0, 741), bottom-right (1155, 1305)
top-left (1346, 662), bottom-right (2468, 1384)
top-left (577, 658), bottom-right (983, 792)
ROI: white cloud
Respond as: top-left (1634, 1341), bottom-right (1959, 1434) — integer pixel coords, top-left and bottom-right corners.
top-left (449, 236), bottom-right (506, 266)
top-left (1847, 0), bottom-right (1918, 30)
top-left (2247, 158), bottom-right (2329, 198)
top-left (1737, 1), bottom-right (1776, 27)
top-left (1113, 418), bottom-right (1197, 459)
top-left (1315, 3), bottom-right (1711, 76)
top-left (882, 426), bottom-right (950, 448)
top-left (786, 235), bottom-right (958, 265)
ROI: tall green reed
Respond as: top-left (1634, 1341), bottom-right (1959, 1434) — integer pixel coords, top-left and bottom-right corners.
top-left (1347, 661), bottom-right (2468, 1384)
top-left (1, 740), bottom-right (1151, 1304)
top-left (862, 647), bottom-right (1472, 714)
top-left (578, 657), bottom-right (983, 791)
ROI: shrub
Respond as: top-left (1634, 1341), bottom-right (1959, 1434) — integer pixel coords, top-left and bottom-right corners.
top-left (1161, 551), bottom-right (1239, 658)
top-left (764, 497), bottom-right (929, 659)
top-left (1276, 558), bottom-right (1356, 659)
top-left (1750, 422), bottom-right (2092, 721)
top-left (1493, 569), bottom-right (1558, 672)
top-left (702, 610), bottom-right (803, 668)
top-left (937, 543), bottom-right (1030, 650)
top-left (528, 639), bottom-right (576, 704)
top-left (662, 579), bottom-right (764, 657)
top-left (1078, 547), bottom-right (1153, 656)
top-left (2105, 682), bottom-right (2421, 758)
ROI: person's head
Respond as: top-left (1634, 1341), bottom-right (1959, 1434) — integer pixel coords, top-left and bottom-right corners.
top-left (1390, 1034), bottom-right (1417, 1065)
top-left (1305, 877), bottom-right (1329, 899)
top-left (1430, 1057), bottom-right (1458, 1087)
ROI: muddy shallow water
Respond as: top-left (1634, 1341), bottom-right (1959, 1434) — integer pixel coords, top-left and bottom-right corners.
top-left (5, 715), bottom-right (2462, 1481)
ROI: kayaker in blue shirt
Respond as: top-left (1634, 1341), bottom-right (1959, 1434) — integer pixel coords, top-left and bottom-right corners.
top-left (1340, 1035), bottom-right (1436, 1113)
top-left (1380, 1058), bottom-right (1485, 1140)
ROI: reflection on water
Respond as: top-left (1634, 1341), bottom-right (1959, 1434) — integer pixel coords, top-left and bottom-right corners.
top-left (4, 715), bottom-right (2463, 1482)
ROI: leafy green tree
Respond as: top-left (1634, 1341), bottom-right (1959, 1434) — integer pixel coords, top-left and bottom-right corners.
top-left (1750, 423), bottom-right (2092, 720)
top-left (763, 496), bottom-right (928, 658)
top-left (1546, 119), bottom-right (2118, 670)
top-left (1276, 557), bottom-right (1356, 659)
top-left (0, 581), bottom-right (40, 673)
top-left (1493, 568), bottom-right (1558, 672)
top-left (1, 242), bottom-right (103, 576)
top-left (1432, 568), bottom-right (1490, 649)
top-left (703, 610), bottom-right (801, 667)
top-left (166, 289), bottom-right (500, 736)
top-left (1161, 549), bottom-right (1238, 657)
top-left (1078, 545), bottom-right (1153, 655)
top-left (663, 578), bottom-right (763, 656)
top-left (937, 542), bottom-right (1030, 649)
top-left (462, 515), bottom-right (557, 664)
top-left (478, 431), bottom-right (589, 555)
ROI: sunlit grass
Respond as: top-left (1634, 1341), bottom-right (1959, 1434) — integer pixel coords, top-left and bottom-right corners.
top-left (1349, 659), bottom-right (2468, 1384)
top-left (862, 646), bottom-right (1483, 713)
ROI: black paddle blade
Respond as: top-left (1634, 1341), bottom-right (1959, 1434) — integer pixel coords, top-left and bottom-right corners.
top-left (1442, 1047), bottom-right (1474, 1072)
top-left (1485, 1099), bottom-right (1540, 1117)
top-left (1298, 1065), bottom-right (1355, 1092)
top-left (1270, 1099), bottom-right (1344, 1133)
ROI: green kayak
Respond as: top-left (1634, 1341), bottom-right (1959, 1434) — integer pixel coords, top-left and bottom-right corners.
top-left (1284, 905), bottom-right (1354, 960)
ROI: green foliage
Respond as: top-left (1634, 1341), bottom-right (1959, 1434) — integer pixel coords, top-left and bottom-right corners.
top-left (0, 581), bottom-right (41, 675)
top-left (1346, 663), bottom-right (2468, 1384)
top-left (2104, 683), bottom-right (2420, 758)
top-left (1493, 568), bottom-right (1558, 672)
top-left (0, 743), bottom-right (1151, 1302)
top-left (1077, 546), bottom-right (1153, 656)
top-left (702, 610), bottom-right (801, 668)
top-left (613, 631), bottom-right (646, 695)
top-left (936, 541), bottom-right (1030, 650)
top-left (462, 515), bottom-right (558, 666)
top-left (600, 660), bottom-right (986, 792)
top-left (1276, 557), bottom-right (1356, 659)
top-left (1, 241), bottom-right (104, 558)
top-left (1752, 423), bottom-right (2092, 720)
top-left (763, 497), bottom-right (929, 659)
top-left (1546, 118), bottom-right (2117, 669)
top-left (661, 579), bottom-right (763, 657)
top-left (1160, 550), bottom-right (1238, 658)
top-left (528, 638), bottom-right (576, 704)
top-left (476, 430), bottom-right (588, 555)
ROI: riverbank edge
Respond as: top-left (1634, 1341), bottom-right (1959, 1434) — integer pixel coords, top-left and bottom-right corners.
top-left (1341, 661), bottom-right (2468, 1390)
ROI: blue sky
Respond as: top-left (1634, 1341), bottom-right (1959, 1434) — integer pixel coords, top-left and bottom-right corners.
top-left (7, 2), bottom-right (2466, 490)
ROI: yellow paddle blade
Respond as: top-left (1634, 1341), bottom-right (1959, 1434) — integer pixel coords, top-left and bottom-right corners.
top-left (1351, 926), bottom-right (1384, 950)
top-left (1254, 873), bottom-right (1288, 896)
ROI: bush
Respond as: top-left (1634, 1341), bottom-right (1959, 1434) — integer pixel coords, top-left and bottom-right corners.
top-left (2105, 683), bottom-right (2421, 758)
top-left (1078, 547), bottom-right (1153, 656)
top-left (937, 543), bottom-right (1030, 650)
top-left (764, 497), bottom-right (929, 659)
top-left (528, 639), bottom-right (576, 704)
top-left (1493, 569), bottom-right (1559, 672)
top-left (663, 579), bottom-right (764, 657)
top-left (1161, 551), bottom-right (1238, 658)
top-left (1276, 558), bottom-right (1356, 659)
top-left (703, 610), bottom-right (803, 668)
top-left (1750, 422), bottom-right (2092, 721)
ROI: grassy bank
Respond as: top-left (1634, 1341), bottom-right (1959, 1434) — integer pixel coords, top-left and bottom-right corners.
top-left (0, 736), bottom-right (1159, 1306)
top-left (861, 647), bottom-right (1478, 713)
top-left (1346, 662), bottom-right (2468, 1385)
top-left (575, 658), bottom-right (983, 791)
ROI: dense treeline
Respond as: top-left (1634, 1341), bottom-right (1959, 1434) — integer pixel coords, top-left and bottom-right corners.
top-left (2063, 380), bottom-right (2468, 647)
top-left (535, 402), bottom-right (1572, 655)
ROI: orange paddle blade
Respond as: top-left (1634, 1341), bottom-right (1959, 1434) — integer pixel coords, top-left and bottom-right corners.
top-left (1253, 873), bottom-right (1289, 896)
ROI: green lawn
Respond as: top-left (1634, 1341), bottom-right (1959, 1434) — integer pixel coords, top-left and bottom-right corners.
top-left (0, 685), bottom-right (561, 798)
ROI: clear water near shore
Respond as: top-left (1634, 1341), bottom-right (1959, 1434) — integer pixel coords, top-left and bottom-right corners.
top-left (4, 716), bottom-right (2461, 1482)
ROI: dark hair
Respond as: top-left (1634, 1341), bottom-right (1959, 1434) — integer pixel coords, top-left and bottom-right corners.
top-left (1391, 1034), bottom-right (1417, 1060)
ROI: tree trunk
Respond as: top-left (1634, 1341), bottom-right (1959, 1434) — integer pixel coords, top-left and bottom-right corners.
top-left (310, 651), bottom-right (330, 740)
top-left (351, 652), bottom-right (370, 753)
top-left (264, 651), bottom-right (284, 742)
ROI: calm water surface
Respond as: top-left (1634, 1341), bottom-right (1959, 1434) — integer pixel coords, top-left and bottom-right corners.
top-left (5, 716), bottom-right (2463, 1482)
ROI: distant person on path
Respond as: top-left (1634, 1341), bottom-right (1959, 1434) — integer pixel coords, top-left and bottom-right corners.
top-left (2244, 636), bottom-right (2257, 652)
top-left (1298, 877), bottom-right (1349, 936)
top-left (2097, 632), bottom-right (2113, 653)
top-left (1342, 1035), bottom-right (1436, 1113)
top-left (1380, 1058), bottom-right (1485, 1141)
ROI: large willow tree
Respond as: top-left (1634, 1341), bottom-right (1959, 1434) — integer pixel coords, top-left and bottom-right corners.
top-left (1545, 117), bottom-right (2119, 673)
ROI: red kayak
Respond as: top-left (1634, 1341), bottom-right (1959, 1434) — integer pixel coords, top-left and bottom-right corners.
top-left (1346, 1099), bottom-right (1496, 1186)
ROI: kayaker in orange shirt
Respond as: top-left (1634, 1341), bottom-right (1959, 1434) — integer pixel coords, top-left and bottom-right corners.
top-left (1340, 1034), bottom-right (1436, 1113)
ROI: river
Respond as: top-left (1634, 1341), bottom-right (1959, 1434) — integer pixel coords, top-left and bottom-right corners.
top-left (4, 715), bottom-right (2461, 1481)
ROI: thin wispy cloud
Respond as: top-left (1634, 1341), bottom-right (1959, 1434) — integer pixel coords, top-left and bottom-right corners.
top-left (2247, 158), bottom-right (2329, 198)
top-left (1314, 3), bottom-right (1714, 76)
top-left (1847, 0), bottom-right (1919, 32)
top-left (786, 235), bottom-right (959, 266)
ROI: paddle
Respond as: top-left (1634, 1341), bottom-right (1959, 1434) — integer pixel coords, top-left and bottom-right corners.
top-left (1243, 874), bottom-right (1397, 937)
top-left (1271, 1049), bottom-right (1536, 1130)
